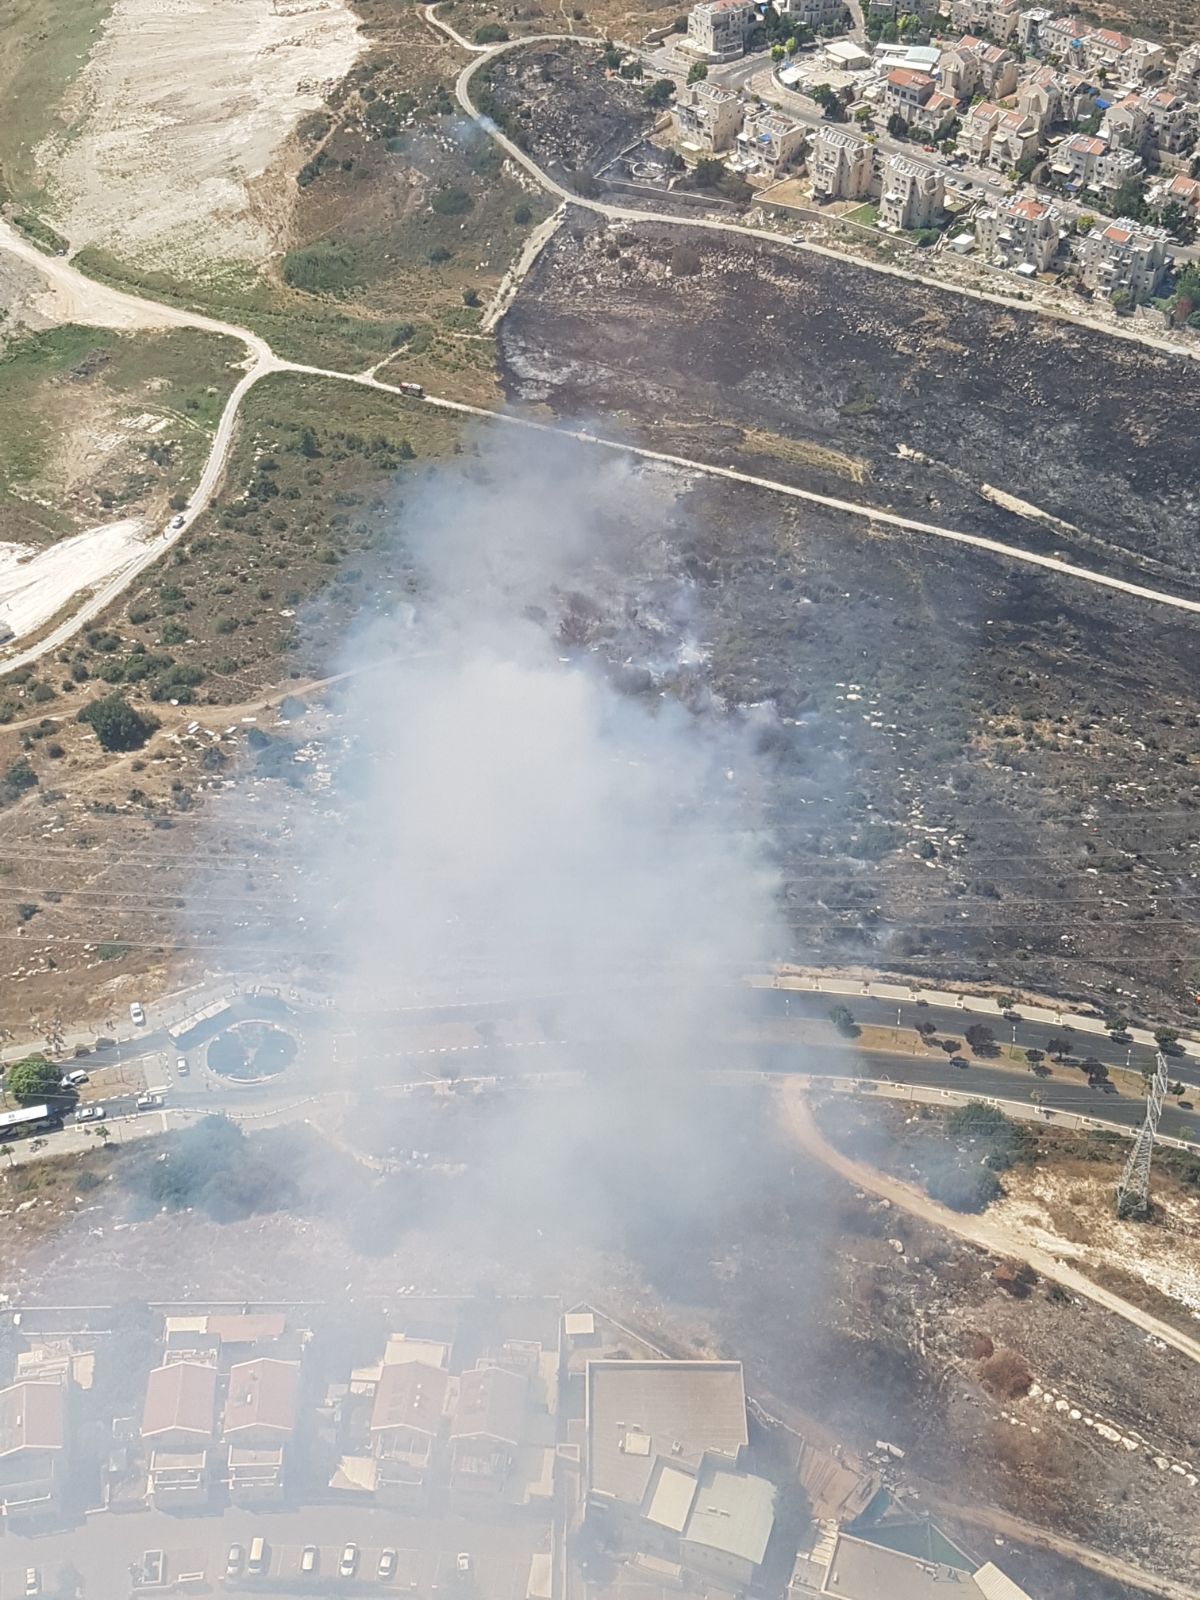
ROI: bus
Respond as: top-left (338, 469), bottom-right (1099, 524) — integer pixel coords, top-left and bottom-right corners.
top-left (0, 1105), bottom-right (61, 1142)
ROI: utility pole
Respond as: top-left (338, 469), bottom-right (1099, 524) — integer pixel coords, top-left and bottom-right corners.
top-left (1116, 1050), bottom-right (1171, 1219)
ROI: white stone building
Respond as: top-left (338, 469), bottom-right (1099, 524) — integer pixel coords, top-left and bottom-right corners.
top-left (737, 106), bottom-right (807, 175)
top-left (878, 155), bottom-right (943, 230)
top-left (685, 0), bottom-right (755, 61)
top-left (975, 194), bottom-right (1064, 271)
top-left (673, 81), bottom-right (746, 153)
top-left (1077, 219), bottom-right (1170, 295)
top-left (809, 125), bottom-right (876, 200)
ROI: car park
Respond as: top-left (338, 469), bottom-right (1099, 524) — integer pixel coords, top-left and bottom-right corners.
top-left (340, 1544), bottom-right (359, 1578)
top-left (129, 1001), bottom-right (146, 1025)
top-left (75, 1105), bottom-right (106, 1122)
top-left (378, 1549), bottom-right (398, 1580)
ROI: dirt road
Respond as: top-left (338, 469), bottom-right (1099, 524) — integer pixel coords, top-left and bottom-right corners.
top-left (777, 1081), bottom-right (1200, 1367)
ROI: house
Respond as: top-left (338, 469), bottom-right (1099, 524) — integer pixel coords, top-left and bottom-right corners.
top-left (1152, 171), bottom-right (1200, 218)
top-left (685, 0), bottom-right (755, 60)
top-left (223, 1359), bottom-right (300, 1449)
top-left (673, 81), bottom-right (745, 153)
top-left (142, 1361), bottom-right (218, 1509)
top-left (938, 35), bottom-right (1018, 100)
top-left (783, 0), bottom-right (848, 28)
top-left (1050, 131), bottom-right (1142, 191)
top-left (957, 102), bottom-right (1038, 168)
top-left (878, 155), bottom-right (944, 229)
top-left (584, 1360), bottom-right (774, 1598)
top-left (737, 106), bottom-right (807, 176)
top-left (809, 125), bottom-right (876, 199)
top-left (1102, 92), bottom-right (1150, 153)
top-left (370, 1360), bottom-right (449, 1499)
top-left (449, 1365), bottom-right (527, 1498)
top-left (0, 1380), bottom-right (67, 1523)
top-left (1016, 65), bottom-right (1061, 131)
top-left (1138, 88), bottom-right (1193, 153)
top-left (141, 1362), bottom-right (217, 1452)
top-left (1172, 42), bottom-right (1200, 99)
top-left (975, 194), bottom-right (1064, 270)
top-left (1077, 219), bottom-right (1170, 295)
top-left (949, 0), bottom-right (1021, 42)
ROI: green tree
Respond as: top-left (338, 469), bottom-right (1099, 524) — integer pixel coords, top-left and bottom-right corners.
top-left (644, 78), bottom-right (676, 108)
top-left (1110, 286), bottom-right (1134, 313)
top-left (77, 694), bottom-right (159, 753)
top-left (7, 1055), bottom-right (64, 1105)
top-left (927, 1164), bottom-right (1002, 1212)
top-left (687, 61), bottom-right (708, 84)
top-left (473, 22), bottom-right (509, 42)
top-left (1154, 1026), bottom-right (1180, 1049)
top-left (964, 1023), bottom-right (996, 1056)
top-left (692, 156), bottom-right (725, 188)
top-left (771, 42), bottom-right (785, 60)
top-left (829, 1004), bottom-right (860, 1038)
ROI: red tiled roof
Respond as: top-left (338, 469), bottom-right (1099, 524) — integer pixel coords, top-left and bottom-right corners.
top-left (1102, 224), bottom-right (1133, 242)
top-left (1091, 27), bottom-right (1130, 47)
top-left (141, 1363), bottom-right (217, 1441)
top-left (1009, 198), bottom-right (1046, 221)
top-left (370, 1361), bottom-right (449, 1437)
top-left (223, 1359), bottom-right (300, 1440)
top-left (888, 68), bottom-right (933, 89)
top-left (0, 1382), bottom-right (64, 1456)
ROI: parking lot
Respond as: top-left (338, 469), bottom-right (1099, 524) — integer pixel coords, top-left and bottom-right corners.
top-left (1, 1507), bottom-right (546, 1599)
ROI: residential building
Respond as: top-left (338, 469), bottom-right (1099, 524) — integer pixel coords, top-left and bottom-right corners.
top-left (228, 1448), bottom-right (287, 1506)
top-left (141, 1362), bottom-right (217, 1453)
top-left (1081, 26), bottom-right (1132, 74)
top-left (1125, 37), bottom-right (1167, 81)
top-left (1058, 69), bottom-right (1103, 123)
top-left (938, 35), bottom-right (1018, 100)
top-left (949, 0), bottom-right (1021, 42)
top-left (884, 67), bottom-right (935, 117)
top-left (1078, 219), bottom-right (1170, 295)
top-left (1017, 6), bottom-right (1053, 52)
top-left (1016, 64), bottom-right (1062, 131)
top-left (1152, 171), bottom-right (1200, 218)
top-left (957, 102), bottom-right (1038, 168)
top-left (809, 125), bottom-right (876, 200)
top-left (1037, 13), bottom-right (1087, 67)
top-left (449, 1365), bottom-right (527, 1498)
top-left (1138, 88), bottom-right (1193, 153)
top-left (223, 1359), bottom-right (300, 1449)
top-left (673, 81), bottom-right (745, 154)
top-left (975, 194), bottom-right (1064, 270)
top-left (1102, 92), bottom-right (1150, 152)
top-left (370, 1360), bottom-right (449, 1500)
top-left (584, 1360), bottom-right (775, 1597)
top-left (782, 0), bottom-right (848, 27)
top-left (790, 1533), bottom-right (984, 1598)
top-left (1050, 131), bottom-right (1143, 191)
top-left (878, 155), bottom-right (944, 229)
top-left (1172, 42), bottom-right (1200, 99)
top-left (0, 1380), bottom-right (66, 1523)
top-left (737, 106), bottom-right (806, 175)
top-left (142, 1361), bottom-right (217, 1509)
top-left (685, 0), bottom-right (755, 60)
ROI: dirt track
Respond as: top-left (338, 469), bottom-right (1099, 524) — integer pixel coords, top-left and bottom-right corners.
top-left (777, 1082), bottom-right (1200, 1368)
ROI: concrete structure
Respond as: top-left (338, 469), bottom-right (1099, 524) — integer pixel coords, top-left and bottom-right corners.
top-left (685, 0), bottom-right (755, 60)
top-left (370, 1360), bottom-right (449, 1499)
top-left (1102, 92), bottom-right (1150, 153)
top-left (1123, 36), bottom-right (1167, 81)
top-left (674, 81), bottom-right (745, 153)
top-left (228, 1447), bottom-right (286, 1506)
top-left (1138, 88), bottom-right (1193, 153)
top-left (1036, 13), bottom-right (1087, 68)
top-left (949, 0), bottom-right (1021, 42)
top-left (792, 1532), bottom-right (985, 1597)
top-left (449, 1365), bottom-right (527, 1499)
top-left (1017, 6), bottom-right (1054, 52)
top-left (146, 1450), bottom-right (211, 1511)
top-left (1172, 42), bottom-right (1200, 99)
top-left (878, 155), bottom-right (943, 230)
top-left (0, 1380), bottom-right (66, 1523)
top-left (1153, 171), bottom-right (1200, 218)
top-left (824, 39), bottom-right (872, 71)
top-left (584, 1361), bottom-right (774, 1596)
top-left (1078, 219), bottom-right (1170, 296)
top-left (809, 125), bottom-right (876, 200)
top-left (975, 194), bottom-right (1064, 271)
top-left (1050, 131), bottom-right (1142, 191)
top-left (738, 106), bottom-right (807, 175)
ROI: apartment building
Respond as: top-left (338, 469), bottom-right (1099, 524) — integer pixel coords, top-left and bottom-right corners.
top-left (737, 106), bottom-right (806, 176)
top-left (975, 194), bottom-right (1064, 270)
top-left (883, 70), bottom-right (956, 137)
top-left (878, 156), bottom-right (944, 230)
top-left (673, 81), bottom-right (745, 153)
top-left (1172, 42), bottom-right (1200, 99)
top-left (1078, 219), bottom-right (1170, 295)
top-left (685, 0), bottom-right (755, 60)
top-left (957, 102), bottom-right (1039, 169)
top-left (938, 35), bottom-right (1018, 100)
top-left (809, 125), bottom-right (876, 199)
top-left (1016, 64), bottom-right (1062, 131)
top-left (782, 0), bottom-right (848, 27)
top-left (1050, 131), bottom-right (1143, 191)
top-left (1138, 88), bottom-right (1193, 153)
top-left (1102, 92), bottom-right (1150, 152)
top-left (1152, 171), bottom-right (1200, 218)
top-left (949, 0), bottom-right (1021, 42)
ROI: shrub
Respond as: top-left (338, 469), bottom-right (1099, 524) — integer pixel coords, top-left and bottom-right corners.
top-left (77, 694), bottom-right (158, 752)
top-left (282, 242), bottom-right (359, 294)
top-left (432, 185), bottom-right (473, 216)
top-left (927, 1164), bottom-right (1002, 1212)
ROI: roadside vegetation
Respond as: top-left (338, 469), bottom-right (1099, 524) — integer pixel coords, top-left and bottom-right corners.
top-left (0, 324), bottom-right (242, 543)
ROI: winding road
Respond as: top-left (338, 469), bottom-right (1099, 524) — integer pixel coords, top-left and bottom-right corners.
top-left (4, 26), bottom-right (1200, 673)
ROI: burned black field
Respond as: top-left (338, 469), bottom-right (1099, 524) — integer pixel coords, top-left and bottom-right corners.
top-left (500, 213), bottom-right (1200, 592)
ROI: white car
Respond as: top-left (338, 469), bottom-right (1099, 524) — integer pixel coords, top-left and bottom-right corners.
top-left (61, 1070), bottom-right (89, 1088)
top-left (75, 1105), bottom-right (106, 1123)
top-left (175, 1056), bottom-right (190, 1076)
top-left (170, 513), bottom-right (186, 529)
top-left (136, 1093), bottom-right (164, 1111)
top-left (339, 1544), bottom-right (359, 1578)
top-left (129, 1002), bottom-right (146, 1026)
top-left (457, 1554), bottom-right (472, 1575)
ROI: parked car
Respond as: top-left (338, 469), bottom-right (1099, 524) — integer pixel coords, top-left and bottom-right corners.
top-left (340, 1544), bottom-right (359, 1578)
top-left (457, 1554), bottom-right (472, 1575)
top-left (61, 1069), bottom-right (89, 1088)
top-left (25, 1570), bottom-right (40, 1597)
top-left (176, 1056), bottom-right (190, 1076)
top-left (129, 1001), bottom-right (146, 1026)
top-left (301, 1545), bottom-right (318, 1573)
top-left (142, 1551), bottom-right (164, 1586)
top-left (75, 1105), bottom-right (106, 1122)
top-left (136, 1093), bottom-right (164, 1111)
top-left (378, 1549), bottom-right (398, 1580)
top-left (226, 1544), bottom-right (244, 1579)
top-left (950, 1056), bottom-right (969, 1069)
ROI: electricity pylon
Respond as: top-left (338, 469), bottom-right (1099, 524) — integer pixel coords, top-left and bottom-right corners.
top-left (1116, 1050), bottom-right (1171, 1219)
